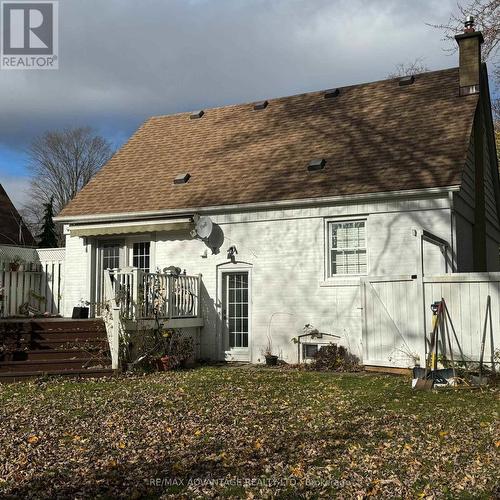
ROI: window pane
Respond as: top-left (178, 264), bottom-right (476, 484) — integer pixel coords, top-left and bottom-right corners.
top-left (102, 244), bottom-right (120, 269)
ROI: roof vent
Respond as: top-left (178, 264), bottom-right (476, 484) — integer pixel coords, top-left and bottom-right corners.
top-left (324, 88), bottom-right (340, 99)
top-left (174, 173), bottom-right (191, 184)
top-left (253, 100), bottom-right (268, 110)
top-left (398, 75), bottom-right (415, 86)
top-left (190, 110), bottom-right (204, 119)
top-left (307, 159), bottom-right (326, 172)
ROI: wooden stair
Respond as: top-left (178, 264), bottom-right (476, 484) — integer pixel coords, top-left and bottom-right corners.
top-left (0, 319), bottom-right (114, 383)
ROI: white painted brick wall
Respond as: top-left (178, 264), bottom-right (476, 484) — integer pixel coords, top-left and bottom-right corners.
top-left (62, 234), bottom-right (89, 317)
top-left (66, 195), bottom-right (456, 364)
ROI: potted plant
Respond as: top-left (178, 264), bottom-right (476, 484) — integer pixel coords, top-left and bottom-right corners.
top-left (262, 336), bottom-right (278, 366)
top-left (156, 329), bottom-right (194, 371)
top-left (9, 256), bottom-right (24, 272)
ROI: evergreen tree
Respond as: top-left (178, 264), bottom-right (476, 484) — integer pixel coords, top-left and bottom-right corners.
top-left (37, 197), bottom-right (58, 248)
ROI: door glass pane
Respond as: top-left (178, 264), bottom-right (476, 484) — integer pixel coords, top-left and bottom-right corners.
top-left (226, 272), bottom-right (249, 349)
top-left (133, 242), bottom-right (151, 272)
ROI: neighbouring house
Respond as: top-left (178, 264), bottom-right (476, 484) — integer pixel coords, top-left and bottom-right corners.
top-left (54, 22), bottom-right (500, 369)
top-left (0, 183), bottom-right (35, 247)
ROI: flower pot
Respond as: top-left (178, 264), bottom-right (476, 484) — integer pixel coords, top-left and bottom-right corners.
top-left (265, 354), bottom-right (278, 366)
top-left (159, 354), bottom-right (177, 371)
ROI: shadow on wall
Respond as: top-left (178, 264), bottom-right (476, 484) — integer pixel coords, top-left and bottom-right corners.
top-left (198, 281), bottom-right (221, 361)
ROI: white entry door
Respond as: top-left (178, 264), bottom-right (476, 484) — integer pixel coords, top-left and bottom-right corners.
top-left (222, 271), bottom-right (251, 361)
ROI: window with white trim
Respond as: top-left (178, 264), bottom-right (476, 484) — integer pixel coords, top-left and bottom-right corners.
top-left (303, 344), bottom-right (319, 359)
top-left (328, 220), bottom-right (367, 276)
top-left (133, 242), bottom-right (151, 272)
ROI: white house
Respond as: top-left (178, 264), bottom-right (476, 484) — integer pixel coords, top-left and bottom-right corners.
top-left (55, 23), bottom-right (500, 368)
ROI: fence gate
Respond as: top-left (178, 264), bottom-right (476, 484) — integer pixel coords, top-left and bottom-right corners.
top-left (361, 276), bottom-right (424, 368)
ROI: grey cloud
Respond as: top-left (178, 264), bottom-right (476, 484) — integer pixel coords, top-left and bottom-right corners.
top-left (0, 0), bottom-right (459, 150)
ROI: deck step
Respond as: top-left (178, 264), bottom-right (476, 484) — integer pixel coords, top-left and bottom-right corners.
top-left (0, 358), bottom-right (111, 373)
top-left (1, 349), bottom-right (107, 362)
top-left (10, 339), bottom-right (109, 350)
top-left (0, 368), bottom-right (115, 383)
top-left (0, 319), bottom-right (105, 330)
top-left (5, 331), bottom-right (108, 343)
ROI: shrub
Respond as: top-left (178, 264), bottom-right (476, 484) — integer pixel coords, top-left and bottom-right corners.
top-left (308, 343), bottom-right (361, 372)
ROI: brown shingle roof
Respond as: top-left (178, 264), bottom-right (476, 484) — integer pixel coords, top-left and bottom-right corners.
top-left (0, 184), bottom-right (36, 246)
top-left (59, 68), bottom-right (478, 219)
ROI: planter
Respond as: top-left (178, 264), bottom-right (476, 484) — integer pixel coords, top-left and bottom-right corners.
top-left (265, 354), bottom-right (278, 366)
top-left (72, 306), bottom-right (89, 319)
top-left (9, 263), bottom-right (20, 272)
top-left (159, 354), bottom-right (178, 371)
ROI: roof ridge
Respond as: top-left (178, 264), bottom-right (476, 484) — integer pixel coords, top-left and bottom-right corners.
top-left (148, 66), bottom-right (459, 120)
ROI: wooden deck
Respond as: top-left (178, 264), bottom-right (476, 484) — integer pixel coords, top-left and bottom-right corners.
top-left (0, 318), bottom-right (114, 382)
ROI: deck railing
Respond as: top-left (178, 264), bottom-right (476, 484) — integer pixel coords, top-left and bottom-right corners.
top-left (101, 268), bottom-right (202, 371)
top-left (103, 268), bottom-right (202, 321)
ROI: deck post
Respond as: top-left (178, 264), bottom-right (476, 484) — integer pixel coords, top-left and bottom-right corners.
top-left (197, 274), bottom-right (202, 318)
top-left (131, 268), bottom-right (140, 319)
top-left (111, 305), bottom-right (121, 370)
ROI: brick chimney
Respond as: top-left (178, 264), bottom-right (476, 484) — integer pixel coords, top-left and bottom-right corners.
top-left (455, 16), bottom-right (484, 96)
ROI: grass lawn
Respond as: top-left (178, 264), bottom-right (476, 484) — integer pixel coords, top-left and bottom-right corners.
top-left (0, 367), bottom-right (498, 498)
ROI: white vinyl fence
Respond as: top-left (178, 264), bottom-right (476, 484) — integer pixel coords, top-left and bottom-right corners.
top-left (0, 246), bottom-right (65, 318)
top-left (361, 273), bottom-right (500, 369)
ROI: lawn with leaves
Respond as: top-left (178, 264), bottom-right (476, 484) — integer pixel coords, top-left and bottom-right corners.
top-left (0, 367), bottom-right (498, 498)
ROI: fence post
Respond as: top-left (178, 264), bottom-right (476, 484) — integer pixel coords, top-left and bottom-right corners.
top-left (417, 231), bottom-right (427, 366)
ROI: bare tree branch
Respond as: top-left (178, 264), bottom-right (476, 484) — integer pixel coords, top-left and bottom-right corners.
top-left (23, 127), bottom-right (114, 243)
top-left (428, 1), bottom-right (500, 61)
top-left (387, 57), bottom-right (429, 78)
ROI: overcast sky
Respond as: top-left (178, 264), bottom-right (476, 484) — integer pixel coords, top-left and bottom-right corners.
top-left (0, 0), bottom-right (487, 209)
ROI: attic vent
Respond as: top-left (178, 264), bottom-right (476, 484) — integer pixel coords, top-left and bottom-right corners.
top-left (253, 100), bottom-right (268, 110)
top-left (399, 75), bottom-right (415, 86)
top-left (174, 173), bottom-right (191, 184)
top-left (324, 88), bottom-right (340, 99)
top-left (190, 110), bottom-right (204, 119)
top-left (307, 159), bottom-right (326, 171)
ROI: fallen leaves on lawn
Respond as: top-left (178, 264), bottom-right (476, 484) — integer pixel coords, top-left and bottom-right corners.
top-left (0, 367), bottom-right (498, 498)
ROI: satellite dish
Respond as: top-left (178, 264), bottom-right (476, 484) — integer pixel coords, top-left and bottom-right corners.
top-left (191, 214), bottom-right (213, 240)
top-left (207, 224), bottom-right (224, 252)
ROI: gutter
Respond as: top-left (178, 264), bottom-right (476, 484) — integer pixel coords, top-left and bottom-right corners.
top-left (54, 186), bottom-right (461, 225)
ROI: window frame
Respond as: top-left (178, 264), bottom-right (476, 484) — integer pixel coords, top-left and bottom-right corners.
top-left (132, 241), bottom-right (151, 273)
top-left (324, 217), bottom-right (368, 278)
